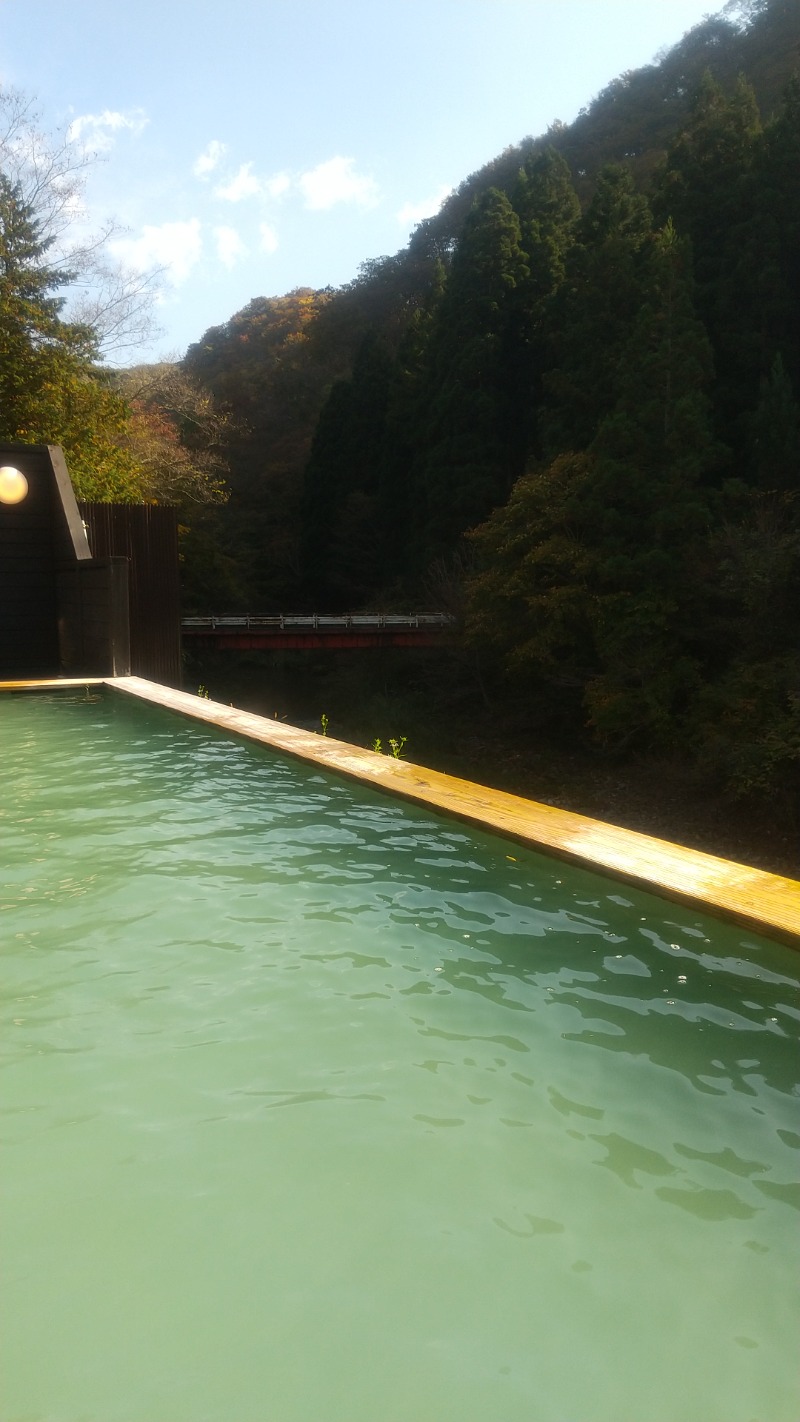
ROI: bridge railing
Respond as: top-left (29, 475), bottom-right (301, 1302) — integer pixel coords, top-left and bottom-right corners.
top-left (181, 613), bottom-right (455, 632)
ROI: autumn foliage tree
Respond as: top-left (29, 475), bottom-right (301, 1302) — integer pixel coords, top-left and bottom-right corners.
top-left (113, 364), bottom-right (230, 505)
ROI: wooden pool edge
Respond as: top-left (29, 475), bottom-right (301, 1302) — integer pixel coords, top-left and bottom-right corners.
top-left (0, 677), bottom-right (108, 691)
top-left (3, 674), bottom-right (798, 948)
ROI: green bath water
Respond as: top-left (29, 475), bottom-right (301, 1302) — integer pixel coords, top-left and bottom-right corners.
top-left (1, 691), bottom-right (798, 1422)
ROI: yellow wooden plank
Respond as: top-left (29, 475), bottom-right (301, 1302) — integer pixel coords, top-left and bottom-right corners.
top-left (107, 676), bottom-right (800, 948)
top-left (0, 678), bottom-right (107, 691)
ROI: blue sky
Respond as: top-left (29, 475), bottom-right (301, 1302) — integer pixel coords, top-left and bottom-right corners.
top-left (1, 0), bottom-right (722, 364)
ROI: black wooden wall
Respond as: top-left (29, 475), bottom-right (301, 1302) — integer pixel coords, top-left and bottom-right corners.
top-left (0, 446), bottom-right (180, 683)
top-left (79, 503), bottom-right (181, 686)
top-left (0, 445), bottom-right (61, 676)
top-left (0, 444), bottom-right (130, 680)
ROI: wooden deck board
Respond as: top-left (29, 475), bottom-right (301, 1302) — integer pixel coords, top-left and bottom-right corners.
top-left (0, 677), bottom-right (107, 691)
top-left (104, 676), bottom-right (800, 948)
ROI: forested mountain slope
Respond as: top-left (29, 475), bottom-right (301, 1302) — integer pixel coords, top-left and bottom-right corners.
top-left (436, 0), bottom-right (799, 222)
top-left (183, 0), bottom-right (798, 603)
top-left (180, 0), bottom-right (799, 819)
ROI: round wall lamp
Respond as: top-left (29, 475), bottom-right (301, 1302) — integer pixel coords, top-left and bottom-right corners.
top-left (0, 466), bottom-right (29, 504)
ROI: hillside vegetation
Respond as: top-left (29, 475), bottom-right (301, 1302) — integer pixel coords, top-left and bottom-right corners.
top-left (178, 0), bottom-right (799, 825)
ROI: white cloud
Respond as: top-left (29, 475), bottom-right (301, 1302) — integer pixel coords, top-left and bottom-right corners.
top-left (214, 162), bottom-right (261, 202)
top-left (110, 219), bottom-right (202, 285)
top-left (265, 172), bottom-right (291, 199)
top-left (213, 163), bottom-right (290, 204)
top-left (68, 108), bottom-right (148, 152)
top-left (259, 223), bottom-right (279, 254)
top-left (396, 185), bottom-right (452, 227)
top-left (214, 225), bottom-right (247, 268)
top-left (298, 156), bottom-right (378, 211)
top-left (194, 140), bottom-right (227, 179)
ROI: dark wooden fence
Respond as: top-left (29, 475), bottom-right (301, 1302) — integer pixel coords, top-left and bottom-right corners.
top-left (80, 503), bottom-right (181, 686)
top-left (0, 445), bottom-right (62, 675)
top-left (0, 443), bottom-right (129, 679)
top-left (0, 446), bottom-right (181, 683)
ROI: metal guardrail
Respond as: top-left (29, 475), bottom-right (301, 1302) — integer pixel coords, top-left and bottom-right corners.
top-left (181, 613), bottom-right (455, 631)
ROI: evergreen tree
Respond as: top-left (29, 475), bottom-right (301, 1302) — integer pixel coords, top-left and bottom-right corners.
top-left (513, 147), bottom-right (581, 262)
top-left (748, 352), bottom-right (800, 490)
top-left (655, 71), bottom-right (761, 288)
top-left (750, 78), bottom-right (800, 394)
top-left (301, 331), bottom-right (395, 604)
top-left (466, 222), bottom-right (720, 749)
top-left (511, 147), bottom-right (581, 461)
top-left (376, 259), bottom-right (446, 587)
top-left (654, 72), bottom-right (763, 442)
top-left (579, 222), bottom-right (720, 743)
top-left (543, 165), bottom-right (653, 454)
top-left (0, 173), bottom-right (145, 498)
top-left (414, 188), bottom-right (530, 558)
top-left (1, 173), bottom-right (86, 425)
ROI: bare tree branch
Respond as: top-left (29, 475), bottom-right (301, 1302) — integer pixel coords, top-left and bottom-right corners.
top-left (1, 85), bottom-right (163, 358)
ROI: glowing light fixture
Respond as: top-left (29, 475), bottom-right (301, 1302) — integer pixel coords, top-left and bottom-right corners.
top-left (0, 466), bottom-right (29, 504)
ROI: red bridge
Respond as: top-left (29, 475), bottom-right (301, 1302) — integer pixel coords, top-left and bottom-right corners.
top-left (181, 613), bottom-right (454, 651)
